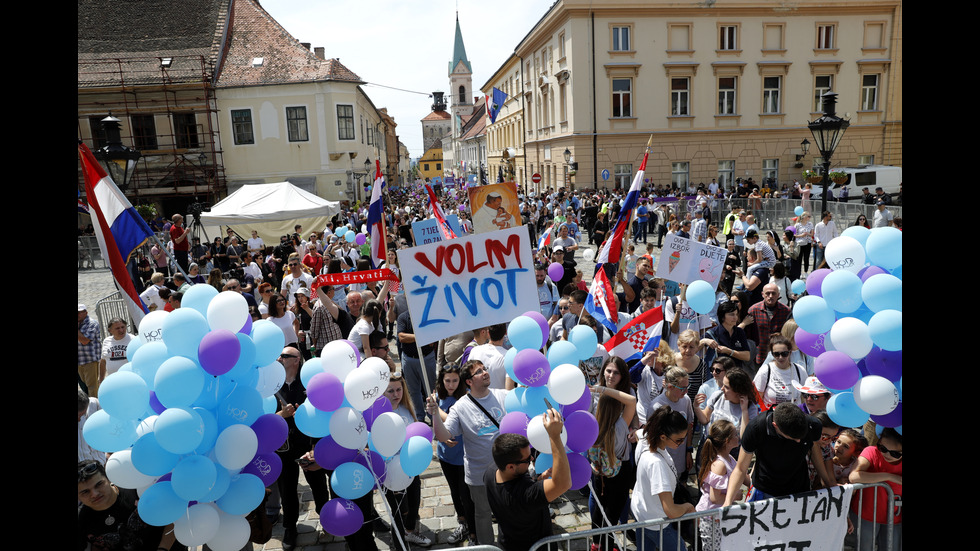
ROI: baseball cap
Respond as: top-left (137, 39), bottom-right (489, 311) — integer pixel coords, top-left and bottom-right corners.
top-left (792, 376), bottom-right (831, 395)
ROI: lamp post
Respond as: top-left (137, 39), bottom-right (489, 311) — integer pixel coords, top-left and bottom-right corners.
top-left (93, 113), bottom-right (141, 191)
top-left (807, 92), bottom-right (849, 216)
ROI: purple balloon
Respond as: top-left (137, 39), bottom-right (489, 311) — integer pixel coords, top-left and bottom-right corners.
top-left (499, 412), bottom-right (530, 437)
top-left (355, 233), bottom-right (367, 246)
top-left (149, 391), bottom-right (166, 415)
top-left (362, 397), bottom-right (393, 431)
top-left (794, 327), bottom-right (828, 357)
top-left (514, 349), bottom-right (551, 387)
top-left (784, 226), bottom-right (796, 235)
top-left (560, 386), bottom-right (591, 415)
top-left (864, 348), bottom-right (902, 382)
top-left (242, 452), bottom-right (282, 486)
top-left (522, 311), bottom-right (551, 347)
top-left (547, 262), bottom-right (564, 282)
top-left (814, 351), bottom-right (860, 391)
top-left (307, 372), bottom-right (344, 412)
top-left (252, 413), bottom-right (289, 454)
top-left (314, 436), bottom-right (359, 470)
top-left (198, 329), bottom-right (242, 376)
top-left (857, 265), bottom-right (889, 283)
top-left (353, 450), bottom-right (386, 486)
top-left (405, 421), bottom-right (433, 443)
top-left (239, 314), bottom-right (253, 335)
top-left (320, 498), bottom-right (364, 537)
top-left (870, 402), bottom-right (902, 428)
top-left (567, 452), bottom-right (592, 490)
top-left (806, 269), bottom-right (832, 297)
top-left (458, 205), bottom-right (466, 212)
top-left (564, 411), bottom-right (599, 453)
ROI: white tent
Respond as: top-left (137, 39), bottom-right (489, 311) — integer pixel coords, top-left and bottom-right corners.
top-left (199, 182), bottom-right (342, 247)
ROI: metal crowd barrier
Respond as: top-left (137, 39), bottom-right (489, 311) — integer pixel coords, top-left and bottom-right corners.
top-left (94, 289), bottom-right (136, 339)
top-left (525, 482), bottom-right (897, 551)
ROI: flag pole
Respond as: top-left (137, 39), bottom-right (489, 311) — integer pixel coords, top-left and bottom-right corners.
top-left (617, 135), bottom-right (653, 279)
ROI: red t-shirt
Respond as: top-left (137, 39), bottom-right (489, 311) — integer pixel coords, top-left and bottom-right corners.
top-left (170, 225), bottom-right (189, 251)
top-left (850, 446), bottom-right (902, 524)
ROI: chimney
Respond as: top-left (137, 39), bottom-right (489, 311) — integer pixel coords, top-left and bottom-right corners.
top-left (301, 42), bottom-right (311, 50)
top-left (314, 47), bottom-right (325, 60)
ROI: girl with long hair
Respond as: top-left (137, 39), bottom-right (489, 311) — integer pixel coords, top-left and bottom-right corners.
top-left (430, 364), bottom-right (473, 545)
top-left (382, 371), bottom-right (430, 547)
top-left (695, 420), bottom-right (748, 551)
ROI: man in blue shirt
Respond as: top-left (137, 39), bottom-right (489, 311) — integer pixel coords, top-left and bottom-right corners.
top-left (635, 199), bottom-right (650, 244)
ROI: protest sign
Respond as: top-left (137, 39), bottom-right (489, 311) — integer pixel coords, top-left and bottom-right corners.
top-left (468, 182), bottom-right (523, 235)
top-left (655, 234), bottom-right (727, 288)
top-left (398, 226), bottom-right (537, 344)
top-left (718, 485), bottom-right (856, 551)
top-left (412, 215), bottom-right (463, 245)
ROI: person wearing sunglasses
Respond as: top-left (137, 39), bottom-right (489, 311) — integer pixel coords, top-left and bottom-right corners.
top-left (754, 335), bottom-right (808, 410)
top-left (849, 427), bottom-right (903, 551)
top-left (651, 367), bottom-right (697, 480)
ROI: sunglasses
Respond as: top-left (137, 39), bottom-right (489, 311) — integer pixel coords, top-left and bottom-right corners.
top-left (772, 350), bottom-right (790, 358)
top-left (877, 443), bottom-right (902, 459)
top-left (279, 353), bottom-right (299, 359)
top-left (514, 455), bottom-right (533, 465)
top-left (711, 367), bottom-right (727, 374)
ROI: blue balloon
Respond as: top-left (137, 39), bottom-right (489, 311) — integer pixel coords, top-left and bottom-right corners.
top-left (98, 371), bottom-right (150, 420)
top-left (130, 341), bottom-right (171, 390)
top-left (217, 386), bottom-right (264, 429)
top-left (534, 453), bottom-right (553, 474)
top-left (568, 325), bottom-right (599, 361)
top-left (686, 280), bottom-right (715, 315)
top-left (331, 462), bottom-right (374, 500)
top-left (522, 386), bottom-right (555, 418)
top-left (155, 407), bottom-right (205, 455)
top-left (192, 374), bottom-right (233, 410)
top-left (401, 436), bottom-right (433, 477)
top-left (299, 357), bottom-right (326, 388)
top-left (335, 226), bottom-right (348, 237)
top-left (865, 227), bottom-right (902, 270)
top-left (126, 337), bottom-right (143, 362)
top-left (861, 274), bottom-right (902, 313)
top-left (868, 310), bottom-right (902, 351)
top-left (294, 401), bottom-right (333, 438)
top-left (137, 481), bottom-right (188, 526)
top-left (508, 316), bottom-right (544, 351)
top-left (345, 230), bottom-right (356, 243)
top-left (82, 410), bottom-right (139, 453)
top-left (154, 356), bottom-right (205, 408)
top-left (199, 464), bottom-right (231, 503)
top-left (794, 206), bottom-right (804, 216)
top-left (791, 279), bottom-right (807, 296)
top-left (504, 347), bottom-right (519, 382)
top-left (262, 394), bottom-right (279, 414)
top-left (161, 307), bottom-right (210, 360)
top-left (840, 225), bottom-right (871, 249)
top-left (171, 455), bottom-right (218, 502)
top-left (193, 407), bottom-right (220, 454)
top-left (182, 283), bottom-right (219, 318)
top-left (251, 320), bottom-right (286, 367)
top-left (131, 433), bottom-right (180, 476)
top-left (223, 333), bottom-right (257, 382)
top-left (216, 473), bottom-right (265, 516)
top-left (547, 341), bottom-right (579, 369)
top-left (793, 295), bottom-right (836, 334)
top-left (826, 392), bottom-right (870, 428)
top-left (505, 387), bottom-right (526, 414)
top-left (821, 270), bottom-right (864, 313)
top-left (847, 304), bottom-right (876, 325)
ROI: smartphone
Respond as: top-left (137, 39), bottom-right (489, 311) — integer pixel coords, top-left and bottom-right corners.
top-left (296, 458), bottom-right (313, 467)
top-left (543, 397), bottom-right (554, 413)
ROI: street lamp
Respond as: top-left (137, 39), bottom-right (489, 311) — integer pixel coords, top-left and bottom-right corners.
top-left (94, 113), bottom-right (141, 190)
top-left (807, 92), bottom-right (849, 215)
top-left (796, 138), bottom-right (810, 161)
top-left (563, 148), bottom-right (571, 164)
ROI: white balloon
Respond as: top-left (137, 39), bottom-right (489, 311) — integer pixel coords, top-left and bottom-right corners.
top-left (329, 407), bottom-right (369, 450)
top-left (829, 317), bottom-right (874, 360)
top-left (105, 449), bottom-right (156, 489)
top-left (206, 291), bottom-right (249, 333)
top-left (136, 415), bottom-right (157, 438)
top-left (582, 248), bottom-right (596, 262)
top-left (205, 509), bottom-right (251, 551)
top-left (371, 412), bottom-right (407, 457)
top-left (320, 341), bottom-right (360, 382)
top-left (344, 368), bottom-right (385, 411)
top-left (360, 357), bottom-right (392, 383)
top-left (138, 310), bottom-right (169, 344)
top-left (547, 364), bottom-right (587, 405)
top-left (853, 375), bottom-right (900, 415)
top-left (824, 236), bottom-right (866, 274)
top-left (214, 425), bottom-right (258, 471)
top-left (382, 455), bottom-right (414, 492)
top-left (174, 502), bottom-right (220, 547)
top-left (526, 414), bottom-right (567, 454)
top-left (255, 361), bottom-right (286, 398)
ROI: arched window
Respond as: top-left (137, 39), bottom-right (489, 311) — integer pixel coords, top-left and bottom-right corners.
top-left (459, 85), bottom-right (466, 102)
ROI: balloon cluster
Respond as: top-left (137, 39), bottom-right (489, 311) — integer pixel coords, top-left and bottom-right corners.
top-left (500, 312), bottom-right (598, 490)
top-left (86, 285), bottom-right (292, 550)
top-left (789, 226), bottom-right (902, 431)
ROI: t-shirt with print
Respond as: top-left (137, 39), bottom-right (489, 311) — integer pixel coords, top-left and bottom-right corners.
top-left (443, 389), bottom-right (509, 485)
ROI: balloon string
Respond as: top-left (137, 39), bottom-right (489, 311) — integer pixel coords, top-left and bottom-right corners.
top-left (586, 477), bottom-right (625, 550)
top-left (359, 448), bottom-right (409, 550)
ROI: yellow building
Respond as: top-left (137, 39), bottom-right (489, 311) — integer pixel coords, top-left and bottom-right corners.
top-left (488, 0), bottom-right (901, 192)
top-left (419, 140), bottom-right (445, 182)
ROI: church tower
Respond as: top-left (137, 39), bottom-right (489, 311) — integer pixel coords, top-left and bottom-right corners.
top-left (448, 13), bottom-right (474, 117)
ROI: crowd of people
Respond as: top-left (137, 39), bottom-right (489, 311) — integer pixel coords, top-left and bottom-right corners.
top-left (79, 179), bottom-right (901, 551)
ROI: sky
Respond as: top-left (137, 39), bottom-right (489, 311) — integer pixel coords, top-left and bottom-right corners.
top-left (259, 0), bottom-right (558, 160)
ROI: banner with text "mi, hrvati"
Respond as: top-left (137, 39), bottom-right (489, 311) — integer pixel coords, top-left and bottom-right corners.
top-left (398, 225), bottom-right (536, 345)
top-left (718, 485), bottom-right (856, 551)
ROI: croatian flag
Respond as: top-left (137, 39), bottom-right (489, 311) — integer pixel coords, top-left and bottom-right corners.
top-left (603, 305), bottom-right (664, 361)
top-left (366, 159), bottom-right (387, 269)
top-left (78, 142), bottom-right (151, 323)
top-left (537, 223), bottom-right (555, 250)
top-left (595, 137), bottom-right (652, 267)
top-left (584, 267), bottom-right (618, 334)
top-left (425, 182), bottom-right (457, 240)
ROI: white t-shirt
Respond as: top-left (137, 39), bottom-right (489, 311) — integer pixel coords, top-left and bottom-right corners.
top-left (247, 237), bottom-right (265, 253)
top-left (664, 298), bottom-right (713, 350)
top-left (280, 272), bottom-right (314, 307)
top-left (348, 318), bottom-right (375, 355)
top-left (101, 333), bottom-right (135, 376)
top-left (753, 362), bottom-right (808, 407)
top-left (632, 445), bottom-right (677, 522)
top-left (650, 393), bottom-right (694, 476)
top-left (269, 311), bottom-right (298, 344)
top-left (468, 343), bottom-right (508, 390)
top-left (443, 389), bottom-right (509, 485)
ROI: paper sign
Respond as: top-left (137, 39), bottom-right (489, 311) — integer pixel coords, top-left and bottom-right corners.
top-left (411, 215), bottom-right (463, 245)
top-left (655, 234), bottom-right (727, 288)
top-left (398, 226), bottom-right (537, 344)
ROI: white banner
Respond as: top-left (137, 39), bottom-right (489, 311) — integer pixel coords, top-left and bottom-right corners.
top-left (655, 233), bottom-right (727, 287)
top-left (398, 226), bottom-right (537, 345)
top-left (718, 485), bottom-right (856, 551)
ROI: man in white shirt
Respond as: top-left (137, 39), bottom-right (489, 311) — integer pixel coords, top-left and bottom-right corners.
top-left (813, 211), bottom-right (838, 269)
top-left (872, 201), bottom-right (893, 228)
top-left (247, 230), bottom-right (265, 256)
top-left (472, 191), bottom-right (504, 233)
top-left (280, 253), bottom-right (314, 307)
top-left (468, 324), bottom-right (511, 389)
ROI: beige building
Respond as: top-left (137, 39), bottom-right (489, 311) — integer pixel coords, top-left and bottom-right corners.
top-left (482, 54), bottom-right (528, 191)
top-left (486, 0), bottom-right (901, 193)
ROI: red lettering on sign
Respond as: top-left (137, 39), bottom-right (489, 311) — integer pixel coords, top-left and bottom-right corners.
top-left (486, 233), bottom-right (524, 269)
top-left (465, 241), bottom-right (488, 272)
top-left (414, 246), bottom-right (446, 276)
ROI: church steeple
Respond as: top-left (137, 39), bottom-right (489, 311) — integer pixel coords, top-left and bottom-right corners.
top-left (448, 11), bottom-right (473, 114)
top-left (449, 13), bottom-right (472, 76)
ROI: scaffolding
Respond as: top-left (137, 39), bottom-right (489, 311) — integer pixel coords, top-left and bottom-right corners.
top-left (77, 54), bottom-right (227, 213)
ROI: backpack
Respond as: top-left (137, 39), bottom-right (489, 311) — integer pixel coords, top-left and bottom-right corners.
top-left (755, 361), bottom-right (807, 412)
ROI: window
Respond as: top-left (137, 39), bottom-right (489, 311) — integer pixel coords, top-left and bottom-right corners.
top-left (672, 162), bottom-right (690, 190)
top-left (559, 32), bottom-right (566, 59)
top-left (719, 25), bottom-right (737, 50)
top-left (671, 78), bottom-right (690, 116)
top-left (863, 22), bottom-right (886, 50)
top-left (231, 109), bottom-right (254, 145)
top-left (763, 24), bottom-right (784, 51)
top-left (337, 105), bottom-right (354, 140)
top-left (559, 81), bottom-right (568, 122)
top-left (718, 161), bottom-right (735, 189)
top-left (762, 76), bottom-right (781, 113)
top-left (612, 26), bottom-right (630, 51)
top-left (424, 163), bottom-right (430, 172)
top-left (612, 78), bottom-right (632, 117)
top-left (88, 116), bottom-right (108, 149)
top-left (130, 114), bottom-right (157, 150)
top-left (174, 113), bottom-right (199, 149)
top-left (858, 155), bottom-right (875, 165)
top-left (459, 85), bottom-right (466, 102)
top-left (817, 24), bottom-right (835, 50)
top-left (367, 126), bottom-right (373, 146)
top-left (861, 74), bottom-right (879, 111)
top-left (762, 159), bottom-right (778, 186)
top-left (436, 163), bottom-right (441, 171)
top-left (718, 77), bottom-right (737, 115)
top-left (614, 164), bottom-right (632, 189)
top-left (814, 75), bottom-right (833, 112)
top-left (286, 107), bottom-right (308, 142)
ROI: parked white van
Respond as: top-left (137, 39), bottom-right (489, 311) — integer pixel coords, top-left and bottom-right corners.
top-left (813, 165), bottom-right (902, 201)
